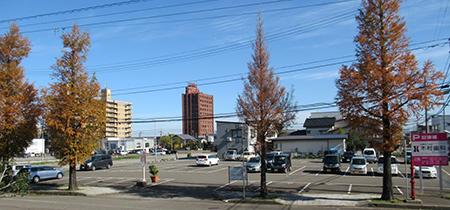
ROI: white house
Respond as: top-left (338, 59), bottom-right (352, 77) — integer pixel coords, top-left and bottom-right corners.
top-left (271, 134), bottom-right (347, 156)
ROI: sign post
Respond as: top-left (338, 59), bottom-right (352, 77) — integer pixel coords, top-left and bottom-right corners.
top-left (410, 133), bottom-right (449, 195)
top-left (140, 151), bottom-right (147, 181)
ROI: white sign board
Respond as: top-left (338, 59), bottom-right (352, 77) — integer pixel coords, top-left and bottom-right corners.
top-left (229, 167), bottom-right (246, 180)
top-left (411, 133), bottom-right (449, 166)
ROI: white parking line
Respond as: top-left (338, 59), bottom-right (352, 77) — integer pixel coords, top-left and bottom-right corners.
top-left (348, 184), bottom-right (352, 194)
top-left (289, 166), bottom-right (306, 175)
top-left (395, 185), bottom-right (403, 195)
top-left (316, 170), bottom-right (322, 176)
top-left (343, 167), bottom-right (349, 176)
top-left (253, 181), bottom-right (273, 192)
top-left (141, 178), bottom-right (175, 189)
top-left (298, 182), bottom-right (310, 193)
top-left (213, 180), bottom-right (238, 192)
top-left (443, 169), bottom-right (450, 177)
top-left (398, 171), bottom-right (405, 178)
top-left (371, 168), bottom-right (375, 178)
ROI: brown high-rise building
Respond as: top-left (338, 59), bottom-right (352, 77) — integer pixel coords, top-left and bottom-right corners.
top-left (182, 83), bottom-right (214, 137)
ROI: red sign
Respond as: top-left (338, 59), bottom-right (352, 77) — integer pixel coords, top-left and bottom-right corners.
top-left (410, 133), bottom-right (448, 166)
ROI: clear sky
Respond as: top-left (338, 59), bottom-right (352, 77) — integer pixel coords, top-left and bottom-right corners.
top-left (1, 0), bottom-right (449, 137)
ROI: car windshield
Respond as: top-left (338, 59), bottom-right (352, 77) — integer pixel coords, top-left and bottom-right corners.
top-left (344, 151), bottom-right (354, 156)
top-left (324, 156), bottom-right (338, 164)
top-left (249, 157), bottom-right (260, 162)
top-left (198, 156), bottom-right (207, 159)
top-left (352, 159), bottom-right (366, 165)
top-left (85, 157), bottom-right (97, 163)
top-left (274, 156), bottom-right (287, 164)
top-left (364, 150), bottom-right (374, 155)
top-left (226, 151), bottom-right (234, 155)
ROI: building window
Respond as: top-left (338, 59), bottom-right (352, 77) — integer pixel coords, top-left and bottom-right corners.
top-left (231, 129), bottom-right (242, 138)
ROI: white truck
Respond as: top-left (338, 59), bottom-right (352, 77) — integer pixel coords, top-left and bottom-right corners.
top-left (225, 149), bottom-right (240, 161)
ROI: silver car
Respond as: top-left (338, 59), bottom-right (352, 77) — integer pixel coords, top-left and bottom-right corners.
top-left (246, 157), bottom-right (263, 172)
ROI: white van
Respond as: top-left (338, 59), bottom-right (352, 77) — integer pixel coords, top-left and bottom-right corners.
top-left (363, 148), bottom-right (377, 163)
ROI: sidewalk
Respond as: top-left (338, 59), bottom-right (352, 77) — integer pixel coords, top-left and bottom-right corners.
top-left (213, 189), bottom-right (450, 209)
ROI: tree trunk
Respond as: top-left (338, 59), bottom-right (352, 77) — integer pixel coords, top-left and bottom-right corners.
top-left (380, 151), bottom-right (394, 200)
top-left (260, 148), bottom-right (267, 198)
top-left (68, 163), bottom-right (78, 191)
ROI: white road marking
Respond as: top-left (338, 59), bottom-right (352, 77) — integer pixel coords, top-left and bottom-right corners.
top-left (83, 177), bottom-right (113, 185)
top-left (316, 170), bottom-right (322, 176)
top-left (289, 166), bottom-right (306, 175)
top-left (253, 181), bottom-right (273, 192)
top-left (343, 166), bottom-right (349, 176)
top-left (398, 171), bottom-right (405, 178)
top-left (371, 168), bottom-right (375, 178)
top-left (104, 178), bottom-right (136, 186)
top-left (395, 185), bottom-right (403, 195)
top-left (208, 167), bottom-right (228, 173)
top-left (298, 182), bottom-right (310, 193)
top-left (348, 184), bottom-right (352, 194)
top-left (442, 169), bottom-right (450, 177)
top-left (213, 180), bottom-right (238, 192)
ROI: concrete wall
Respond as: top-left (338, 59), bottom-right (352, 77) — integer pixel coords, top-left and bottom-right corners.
top-left (273, 139), bottom-right (345, 155)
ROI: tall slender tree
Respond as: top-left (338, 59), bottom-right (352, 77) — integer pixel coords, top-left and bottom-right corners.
top-left (43, 23), bottom-right (106, 191)
top-left (0, 23), bottom-right (41, 195)
top-left (336, 0), bottom-right (443, 201)
top-left (237, 12), bottom-right (296, 198)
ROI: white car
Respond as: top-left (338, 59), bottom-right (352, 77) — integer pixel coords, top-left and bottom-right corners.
top-left (349, 157), bottom-right (368, 175)
top-left (414, 166), bottom-right (437, 178)
top-left (376, 156), bottom-right (399, 175)
top-left (196, 155), bottom-right (220, 166)
top-left (242, 152), bottom-right (256, 162)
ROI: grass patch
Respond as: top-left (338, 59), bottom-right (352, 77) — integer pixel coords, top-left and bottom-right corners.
top-left (251, 195), bottom-right (278, 200)
top-left (440, 194), bottom-right (450, 200)
top-left (112, 155), bottom-right (139, 160)
top-left (371, 198), bottom-right (404, 203)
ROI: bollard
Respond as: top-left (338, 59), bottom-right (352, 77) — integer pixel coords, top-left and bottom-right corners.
top-left (410, 154), bottom-right (416, 200)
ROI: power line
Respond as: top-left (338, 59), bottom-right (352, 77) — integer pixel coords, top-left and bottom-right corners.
top-left (0, 0), bottom-right (152, 24)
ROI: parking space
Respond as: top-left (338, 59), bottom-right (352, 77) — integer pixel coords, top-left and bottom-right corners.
top-left (33, 157), bottom-right (450, 197)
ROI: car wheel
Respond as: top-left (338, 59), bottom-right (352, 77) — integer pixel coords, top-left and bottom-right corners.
top-left (91, 165), bottom-right (96, 171)
top-left (33, 176), bottom-right (40, 183)
top-left (106, 164), bottom-right (111, 169)
top-left (57, 173), bottom-right (63, 179)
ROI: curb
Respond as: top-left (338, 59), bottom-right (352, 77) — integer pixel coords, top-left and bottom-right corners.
top-left (212, 190), bottom-right (280, 205)
top-left (368, 202), bottom-right (450, 210)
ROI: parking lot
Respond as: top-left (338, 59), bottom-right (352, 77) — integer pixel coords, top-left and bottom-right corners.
top-left (33, 155), bottom-right (450, 199)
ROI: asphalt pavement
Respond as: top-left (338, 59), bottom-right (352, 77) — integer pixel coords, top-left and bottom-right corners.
top-left (13, 153), bottom-right (450, 209)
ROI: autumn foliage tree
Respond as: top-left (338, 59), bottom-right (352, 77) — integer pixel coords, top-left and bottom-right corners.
top-left (0, 23), bottom-right (41, 195)
top-left (42, 23), bottom-right (106, 191)
top-left (237, 13), bottom-right (296, 199)
top-left (335, 0), bottom-right (444, 201)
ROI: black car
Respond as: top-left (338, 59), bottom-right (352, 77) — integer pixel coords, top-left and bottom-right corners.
top-left (323, 154), bottom-right (341, 173)
top-left (271, 154), bottom-right (291, 173)
top-left (80, 154), bottom-right (113, 171)
top-left (342, 151), bottom-right (355, 163)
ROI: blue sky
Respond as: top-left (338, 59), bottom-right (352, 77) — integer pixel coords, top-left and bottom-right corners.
top-left (1, 0), bottom-right (449, 137)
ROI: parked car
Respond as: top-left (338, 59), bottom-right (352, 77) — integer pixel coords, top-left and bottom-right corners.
top-left (20, 153), bottom-right (31, 158)
top-left (151, 149), bottom-right (166, 155)
top-left (166, 150), bottom-right (178, 155)
top-left (242, 152), bottom-right (256, 162)
top-left (18, 166), bottom-right (64, 183)
top-left (363, 148), bottom-right (377, 163)
top-left (265, 151), bottom-right (281, 168)
top-left (414, 166), bottom-right (437, 178)
top-left (225, 149), bottom-right (239, 161)
top-left (271, 153), bottom-right (291, 173)
top-left (11, 165), bottom-right (31, 176)
top-left (323, 154), bottom-right (341, 173)
top-left (128, 149), bottom-right (143, 154)
top-left (246, 157), bottom-right (264, 172)
top-left (342, 151), bottom-right (355, 163)
top-left (196, 154), bottom-right (220, 166)
top-left (376, 156), bottom-right (399, 175)
top-left (80, 154), bottom-right (113, 171)
top-left (349, 157), bottom-right (368, 175)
